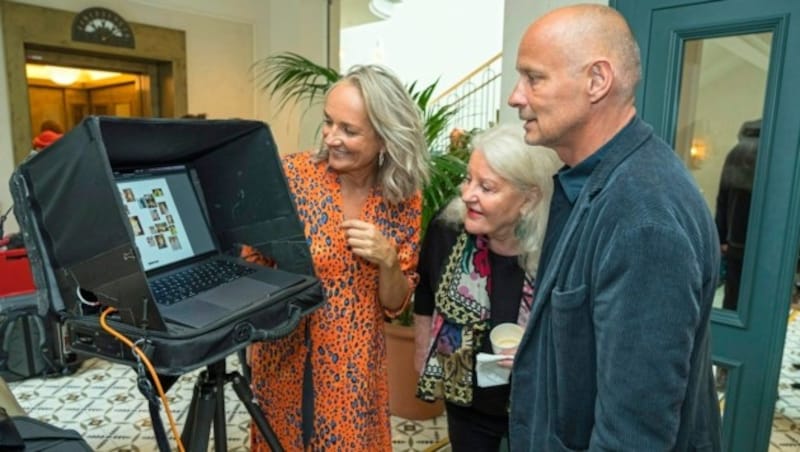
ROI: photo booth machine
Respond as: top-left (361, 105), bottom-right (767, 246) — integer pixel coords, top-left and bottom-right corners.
top-left (9, 116), bottom-right (325, 451)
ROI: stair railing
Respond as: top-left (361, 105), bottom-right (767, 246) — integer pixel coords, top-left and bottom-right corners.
top-left (429, 53), bottom-right (502, 152)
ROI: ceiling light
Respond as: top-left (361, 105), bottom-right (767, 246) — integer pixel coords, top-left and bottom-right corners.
top-left (48, 67), bottom-right (81, 86)
top-left (26, 64), bottom-right (124, 86)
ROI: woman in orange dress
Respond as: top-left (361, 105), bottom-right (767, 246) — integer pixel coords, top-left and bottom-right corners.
top-left (249, 65), bottom-right (429, 451)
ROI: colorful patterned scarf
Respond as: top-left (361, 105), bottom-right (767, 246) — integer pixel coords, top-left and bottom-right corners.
top-left (416, 232), bottom-right (534, 405)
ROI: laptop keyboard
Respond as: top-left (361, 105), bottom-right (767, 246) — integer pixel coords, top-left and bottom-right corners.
top-left (150, 260), bottom-right (257, 306)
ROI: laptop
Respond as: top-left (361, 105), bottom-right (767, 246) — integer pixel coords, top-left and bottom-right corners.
top-left (113, 165), bottom-right (305, 328)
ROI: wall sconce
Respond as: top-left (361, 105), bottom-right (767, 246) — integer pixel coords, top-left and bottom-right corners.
top-left (689, 137), bottom-right (709, 170)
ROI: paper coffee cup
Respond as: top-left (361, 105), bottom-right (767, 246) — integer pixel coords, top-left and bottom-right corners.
top-left (490, 323), bottom-right (523, 354)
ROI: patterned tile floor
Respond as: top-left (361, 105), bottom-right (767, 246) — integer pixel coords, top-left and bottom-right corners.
top-left (7, 354), bottom-right (448, 451)
top-left (770, 307), bottom-right (800, 451)
top-left (9, 310), bottom-right (800, 451)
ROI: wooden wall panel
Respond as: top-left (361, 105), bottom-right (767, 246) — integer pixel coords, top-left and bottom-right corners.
top-left (27, 86), bottom-right (65, 138)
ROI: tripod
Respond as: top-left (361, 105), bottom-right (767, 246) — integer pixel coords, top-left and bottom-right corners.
top-left (179, 359), bottom-right (283, 452)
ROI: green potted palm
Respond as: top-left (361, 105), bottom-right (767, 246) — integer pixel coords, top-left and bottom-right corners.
top-left (254, 52), bottom-right (470, 420)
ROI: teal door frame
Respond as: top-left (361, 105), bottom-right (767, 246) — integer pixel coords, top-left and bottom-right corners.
top-left (613, 0), bottom-right (800, 450)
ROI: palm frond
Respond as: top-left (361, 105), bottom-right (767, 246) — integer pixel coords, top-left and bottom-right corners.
top-left (253, 52), bottom-right (341, 112)
top-left (407, 79), bottom-right (459, 149)
top-left (408, 80), bottom-right (437, 110)
top-left (423, 103), bottom-right (459, 150)
top-left (421, 153), bottom-right (467, 232)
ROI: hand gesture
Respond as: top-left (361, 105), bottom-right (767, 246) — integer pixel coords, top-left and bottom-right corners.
top-left (341, 219), bottom-right (397, 268)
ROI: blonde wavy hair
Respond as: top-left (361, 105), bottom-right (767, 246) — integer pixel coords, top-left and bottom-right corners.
top-left (440, 124), bottom-right (562, 275)
top-left (313, 65), bottom-right (429, 204)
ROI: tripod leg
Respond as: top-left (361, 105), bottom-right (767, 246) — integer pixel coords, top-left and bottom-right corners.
top-left (181, 372), bottom-right (215, 452)
top-left (238, 348), bottom-right (251, 382)
top-left (212, 362), bottom-right (228, 452)
top-left (230, 371), bottom-right (284, 452)
top-left (181, 380), bottom-right (200, 447)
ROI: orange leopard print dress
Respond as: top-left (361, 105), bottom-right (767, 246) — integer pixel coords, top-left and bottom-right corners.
top-left (250, 152), bottom-right (422, 451)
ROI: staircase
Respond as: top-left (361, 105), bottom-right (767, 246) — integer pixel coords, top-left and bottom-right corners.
top-left (429, 52), bottom-right (503, 152)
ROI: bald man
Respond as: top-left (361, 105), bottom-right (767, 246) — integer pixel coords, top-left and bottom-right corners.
top-left (506, 4), bottom-right (721, 451)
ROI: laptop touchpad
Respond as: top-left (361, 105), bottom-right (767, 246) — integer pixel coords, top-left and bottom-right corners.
top-left (160, 299), bottom-right (230, 329)
top-left (200, 278), bottom-right (278, 309)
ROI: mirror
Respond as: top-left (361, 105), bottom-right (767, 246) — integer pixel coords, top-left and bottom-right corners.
top-left (713, 363), bottom-right (729, 419)
top-left (674, 32), bottom-right (771, 313)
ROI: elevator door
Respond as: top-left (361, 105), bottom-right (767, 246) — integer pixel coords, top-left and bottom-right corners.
top-left (25, 47), bottom-right (159, 137)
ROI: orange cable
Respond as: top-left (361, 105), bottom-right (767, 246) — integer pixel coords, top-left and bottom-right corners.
top-left (99, 307), bottom-right (186, 452)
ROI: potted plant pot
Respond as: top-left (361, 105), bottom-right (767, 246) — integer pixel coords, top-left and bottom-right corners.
top-left (384, 321), bottom-right (444, 420)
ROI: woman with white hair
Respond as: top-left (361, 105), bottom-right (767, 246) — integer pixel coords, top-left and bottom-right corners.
top-left (413, 124), bottom-right (561, 451)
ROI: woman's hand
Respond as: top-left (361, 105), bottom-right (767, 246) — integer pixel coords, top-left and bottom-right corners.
top-left (342, 219), bottom-right (410, 313)
top-left (342, 219), bottom-right (398, 268)
top-left (495, 347), bottom-right (516, 369)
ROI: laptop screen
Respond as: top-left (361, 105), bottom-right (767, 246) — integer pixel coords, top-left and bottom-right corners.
top-left (115, 166), bottom-right (216, 272)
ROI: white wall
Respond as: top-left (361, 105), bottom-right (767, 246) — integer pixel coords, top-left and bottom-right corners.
top-left (340, 0), bottom-right (505, 95)
top-left (340, 0), bottom-right (610, 117)
top-left (263, 1), bottom-right (332, 155)
top-left (0, 0), bottom-right (331, 234)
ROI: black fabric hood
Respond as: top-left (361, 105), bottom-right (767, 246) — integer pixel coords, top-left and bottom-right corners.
top-left (13, 116), bottom-right (313, 327)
